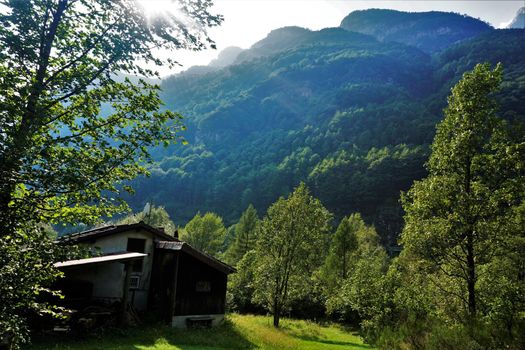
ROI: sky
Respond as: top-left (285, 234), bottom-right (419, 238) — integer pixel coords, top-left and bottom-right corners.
top-left (143, 0), bottom-right (525, 77)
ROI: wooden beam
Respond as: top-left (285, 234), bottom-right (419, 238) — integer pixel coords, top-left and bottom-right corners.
top-left (119, 261), bottom-right (132, 325)
top-left (167, 252), bottom-right (180, 324)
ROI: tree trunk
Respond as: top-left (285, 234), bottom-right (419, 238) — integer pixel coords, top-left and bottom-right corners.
top-left (273, 311), bottom-right (280, 328)
top-left (464, 158), bottom-right (476, 320)
top-left (466, 230), bottom-right (476, 319)
top-left (272, 294), bottom-right (281, 328)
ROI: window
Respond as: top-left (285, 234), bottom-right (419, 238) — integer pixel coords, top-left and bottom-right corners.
top-left (127, 238), bottom-right (146, 253)
top-left (195, 281), bottom-right (211, 292)
top-left (127, 238), bottom-right (146, 273)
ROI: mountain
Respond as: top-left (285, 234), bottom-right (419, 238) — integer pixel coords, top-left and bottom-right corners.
top-left (125, 10), bottom-right (525, 246)
top-left (235, 26), bottom-right (312, 63)
top-left (507, 7), bottom-right (525, 29)
top-left (209, 46), bottom-right (243, 67)
top-left (340, 9), bottom-right (493, 52)
top-left (176, 47), bottom-right (244, 77)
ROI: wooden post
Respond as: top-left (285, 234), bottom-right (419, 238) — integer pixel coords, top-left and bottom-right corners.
top-left (120, 261), bottom-right (132, 325)
top-left (167, 252), bottom-right (180, 325)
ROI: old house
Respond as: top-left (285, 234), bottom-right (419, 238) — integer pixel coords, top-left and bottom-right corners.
top-left (56, 222), bottom-right (235, 327)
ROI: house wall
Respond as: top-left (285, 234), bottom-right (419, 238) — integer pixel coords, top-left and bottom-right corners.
top-left (148, 249), bottom-right (229, 328)
top-left (61, 262), bottom-right (124, 303)
top-left (75, 229), bottom-right (157, 311)
top-left (174, 253), bottom-right (227, 316)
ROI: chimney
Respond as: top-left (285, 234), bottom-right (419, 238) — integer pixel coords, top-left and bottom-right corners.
top-left (174, 229), bottom-right (179, 240)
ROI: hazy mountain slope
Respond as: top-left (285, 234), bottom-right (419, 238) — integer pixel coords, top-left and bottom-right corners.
top-left (161, 27), bottom-right (432, 137)
top-left (209, 46), bottom-right (243, 67)
top-left (508, 7), bottom-right (525, 29)
top-left (340, 9), bottom-right (493, 52)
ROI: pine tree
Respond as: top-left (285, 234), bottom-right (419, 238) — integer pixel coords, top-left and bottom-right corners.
top-left (227, 204), bottom-right (259, 264)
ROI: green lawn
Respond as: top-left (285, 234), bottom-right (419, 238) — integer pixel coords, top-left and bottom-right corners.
top-left (25, 314), bottom-right (375, 350)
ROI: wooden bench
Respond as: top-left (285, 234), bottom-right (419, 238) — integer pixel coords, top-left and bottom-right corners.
top-left (186, 316), bottom-right (214, 328)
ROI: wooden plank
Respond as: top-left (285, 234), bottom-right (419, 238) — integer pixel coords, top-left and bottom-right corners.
top-left (167, 251), bottom-right (180, 324)
top-left (119, 262), bottom-right (132, 325)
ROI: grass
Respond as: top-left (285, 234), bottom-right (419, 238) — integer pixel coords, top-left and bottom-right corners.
top-left (24, 314), bottom-right (375, 350)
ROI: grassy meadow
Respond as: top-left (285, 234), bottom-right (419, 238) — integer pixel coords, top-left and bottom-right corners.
top-left (24, 314), bottom-right (374, 350)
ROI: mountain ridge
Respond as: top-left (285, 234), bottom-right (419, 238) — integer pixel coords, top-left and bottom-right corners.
top-left (339, 8), bottom-right (493, 52)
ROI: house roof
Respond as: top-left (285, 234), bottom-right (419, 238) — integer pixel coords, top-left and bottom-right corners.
top-left (57, 222), bottom-right (177, 244)
top-left (156, 241), bottom-right (236, 275)
top-left (56, 222), bottom-right (234, 274)
top-left (54, 252), bottom-right (147, 268)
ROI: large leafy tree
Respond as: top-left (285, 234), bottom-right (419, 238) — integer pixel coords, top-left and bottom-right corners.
top-left (252, 183), bottom-right (332, 327)
top-left (0, 0), bottom-right (221, 347)
top-left (400, 62), bottom-right (525, 334)
top-left (0, 0), bottom-right (221, 231)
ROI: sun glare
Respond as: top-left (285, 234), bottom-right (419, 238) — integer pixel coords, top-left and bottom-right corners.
top-left (135, 0), bottom-right (175, 19)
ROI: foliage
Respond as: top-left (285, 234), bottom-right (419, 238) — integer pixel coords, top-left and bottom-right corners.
top-left (390, 63), bottom-right (525, 348)
top-left (318, 214), bottom-right (361, 305)
top-left (0, 225), bottom-right (79, 348)
top-left (224, 204), bottom-right (259, 265)
top-left (0, 0), bottom-right (221, 347)
top-left (0, 0), bottom-right (221, 230)
top-left (114, 204), bottom-right (177, 235)
top-left (252, 183), bottom-right (332, 327)
top-left (322, 218), bottom-right (390, 330)
top-left (181, 212), bottom-right (226, 256)
top-left (227, 250), bottom-right (259, 313)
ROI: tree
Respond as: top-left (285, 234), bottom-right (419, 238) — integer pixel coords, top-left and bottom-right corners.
top-left (182, 212), bottom-right (226, 256)
top-left (320, 214), bottom-right (361, 291)
top-left (0, 0), bottom-right (222, 232)
top-left (330, 224), bottom-right (390, 334)
top-left (252, 183), bottom-right (332, 327)
top-left (224, 204), bottom-right (259, 265)
top-left (400, 63), bottom-right (525, 332)
top-left (227, 250), bottom-right (259, 313)
top-left (116, 204), bottom-right (177, 235)
top-left (0, 0), bottom-right (221, 347)
top-left (319, 215), bottom-right (390, 327)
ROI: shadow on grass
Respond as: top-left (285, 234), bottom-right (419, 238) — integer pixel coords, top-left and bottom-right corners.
top-left (141, 319), bottom-right (255, 350)
top-left (26, 319), bottom-right (255, 350)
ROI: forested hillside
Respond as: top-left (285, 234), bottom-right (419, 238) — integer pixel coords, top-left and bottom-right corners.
top-left (340, 9), bottom-right (492, 52)
top-left (126, 10), bottom-right (525, 246)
